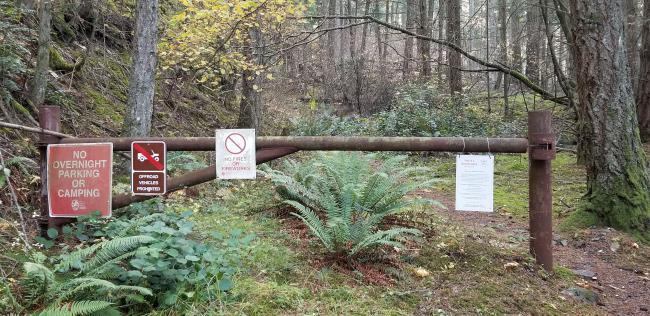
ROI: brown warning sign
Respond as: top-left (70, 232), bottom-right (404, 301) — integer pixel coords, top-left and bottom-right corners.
top-left (131, 141), bottom-right (166, 195)
top-left (47, 143), bottom-right (113, 217)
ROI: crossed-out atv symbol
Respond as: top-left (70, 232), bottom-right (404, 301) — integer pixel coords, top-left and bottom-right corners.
top-left (137, 150), bottom-right (160, 162)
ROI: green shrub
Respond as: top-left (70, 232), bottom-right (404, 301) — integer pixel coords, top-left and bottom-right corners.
top-left (263, 153), bottom-right (440, 258)
top-left (71, 202), bottom-right (253, 305)
top-left (34, 202), bottom-right (253, 308)
top-left (289, 85), bottom-right (526, 138)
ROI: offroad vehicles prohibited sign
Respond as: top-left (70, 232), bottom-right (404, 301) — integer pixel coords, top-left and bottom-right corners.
top-left (131, 141), bottom-right (167, 195)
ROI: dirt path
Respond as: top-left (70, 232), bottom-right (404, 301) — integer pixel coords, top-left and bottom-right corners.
top-left (417, 189), bottom-right (650, 315)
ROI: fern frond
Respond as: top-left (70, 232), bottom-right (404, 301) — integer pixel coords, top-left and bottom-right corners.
top-left (37, 300), bottom-right (113, 316)
top-left (285, 200), bottom-right (333, 251)
top-left (56, 236), bottom-right (155, 273)
top-left (21, 262), bottom-right (56, 303)
top-left (55, 277), bottom-right (152, 306)
top-left (350, 228), bottom-right (421, 256)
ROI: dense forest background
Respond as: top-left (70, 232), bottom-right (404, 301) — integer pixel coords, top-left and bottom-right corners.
top-left (1, 0), bottom-right (650, 315)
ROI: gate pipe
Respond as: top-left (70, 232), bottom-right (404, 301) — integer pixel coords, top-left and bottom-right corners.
top-left (111, 147), bottom-right (298, 209)
top-left (61, 136), bottom-right (529, 153)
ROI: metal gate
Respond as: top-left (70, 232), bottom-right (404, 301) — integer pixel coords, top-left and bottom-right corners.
top-left (37, 107), bottom-right (556, 270)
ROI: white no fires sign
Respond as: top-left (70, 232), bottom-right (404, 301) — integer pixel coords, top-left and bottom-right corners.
top-left (216, 129), bottom-right (256, 179)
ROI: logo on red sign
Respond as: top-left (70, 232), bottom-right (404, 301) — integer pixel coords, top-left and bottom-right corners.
top-left (47, 143), bottom-right (113, 217)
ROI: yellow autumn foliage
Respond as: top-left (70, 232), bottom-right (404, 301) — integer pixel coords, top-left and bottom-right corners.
top-left (159, 0), bottom-right (310, 87)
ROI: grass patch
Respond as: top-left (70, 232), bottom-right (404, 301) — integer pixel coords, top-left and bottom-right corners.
top-left (142, 153), bottom-right (601, 315)
top-left (172, 175), bottom-right (423, 315)
top-left (412, 152), bottom-right (585, 219)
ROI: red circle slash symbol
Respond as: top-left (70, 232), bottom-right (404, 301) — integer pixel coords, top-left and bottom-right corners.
top-left (133, 143), bottom-right (164, 170)
top-left (225, 133), bottom-right (246, 154)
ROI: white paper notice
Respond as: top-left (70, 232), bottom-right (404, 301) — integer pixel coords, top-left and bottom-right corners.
top-left (216, 129), bottom-right (256, 179)
top-left (455, 155), bottom-right (494, 212)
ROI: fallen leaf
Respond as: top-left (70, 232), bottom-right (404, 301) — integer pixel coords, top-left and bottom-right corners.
top-left (412, 267), bottom-right (431, 278)
top-left (504, 262), bottom-right (520, 270)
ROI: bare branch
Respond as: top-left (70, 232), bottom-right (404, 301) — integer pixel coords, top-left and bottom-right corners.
top-left (300, 15), bottom-right (570, 106)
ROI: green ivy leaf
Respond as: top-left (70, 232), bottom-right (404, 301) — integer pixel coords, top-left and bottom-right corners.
top-left (62, 225), bottom-right (73, 235)
top-left (163, 292), bottom-right (178, 306)
top-left (166, 248), bottom-right (179, 257)
top-left (185, 255), bottom-right (200, 262)
top-left (46, 228), bottom-right (59, 239)
top-left (218, 278), bottom-right (233, 291)
top-left (34, 236), bottom-right (54, 249)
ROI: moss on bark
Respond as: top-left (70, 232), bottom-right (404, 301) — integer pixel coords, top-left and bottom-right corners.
top-left (49, 47), bottom-right (85, 72)
top-left (581, 161), bottom-right (650, 242)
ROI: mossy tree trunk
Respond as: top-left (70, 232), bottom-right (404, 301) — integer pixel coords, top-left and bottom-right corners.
top-left (29, 0), bottom-right (51, 108)
top-left (123, 0), bottom-right (158, 137)
top-left (570, 0), bottom-right (650, 241)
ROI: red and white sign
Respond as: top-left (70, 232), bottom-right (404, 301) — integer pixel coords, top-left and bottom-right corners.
top-left (216, 129), bottom-right (256, 179)
top-left (131, 141), bottom-right (166, 195)
top-left (47, 143), bottom-right (113, 217)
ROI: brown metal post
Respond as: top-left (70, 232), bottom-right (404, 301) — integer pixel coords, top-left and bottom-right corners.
top-left (38, 106), bottom-right (69, 234)
top-left (528, 110), bottom-right (555, 271)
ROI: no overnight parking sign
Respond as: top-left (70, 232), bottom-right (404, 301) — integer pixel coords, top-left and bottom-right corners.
top-left (47, 143), bottom-right (113, 217)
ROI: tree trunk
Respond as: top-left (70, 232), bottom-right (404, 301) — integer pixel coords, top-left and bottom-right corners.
top-left (417, 0), bottom-right (431, 79)
top-left (624, 0), bottom-right (638, 91)
top-left (361, 0), bottom-right (371, 53)
top-left (446, 0), bottom-right (462, 93)
top-left (380, 0), bottom-right (390, 77)
top-left (348, 0), bottom-right (356, 59)
top-left (485, 0), bottom-right (491, 112)
top-left (238, 70), bottom-right (262, 130)
top-left (636, 0), bottom-right (650, 141)
top-left (493, 0), bottom-right (507, 90)
top-left (525, 2), bottom-right (541, 85)
top-left (374, 0), bottom-right (383, 58)
top-left (339, 0), bottom-right (346, 64)
top-left (123, 0), bottom-right (158, 137)
top-left (29, 0), bottom-right (52, 108)
top-left (403, 0), bottom-right (416, 79)
top-left (238, 28), bottom-right (264, 131)
top-left (437, 0), bottom-right (445, 89)
top-left (327, 0), bottom-right (338, 62)
top-left (511, 1), bottom-right (523, 72)
top-left (570, 0), bottom-right (650, 240)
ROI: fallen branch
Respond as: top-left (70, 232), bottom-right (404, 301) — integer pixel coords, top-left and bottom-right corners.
top-left (0, 121), bottom-right (73, 138)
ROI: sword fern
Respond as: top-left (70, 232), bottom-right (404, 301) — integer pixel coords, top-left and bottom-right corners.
top-left (263, 152), bottom-right (441, 257)
top-left (20, 236), bottom-right (155, 315)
